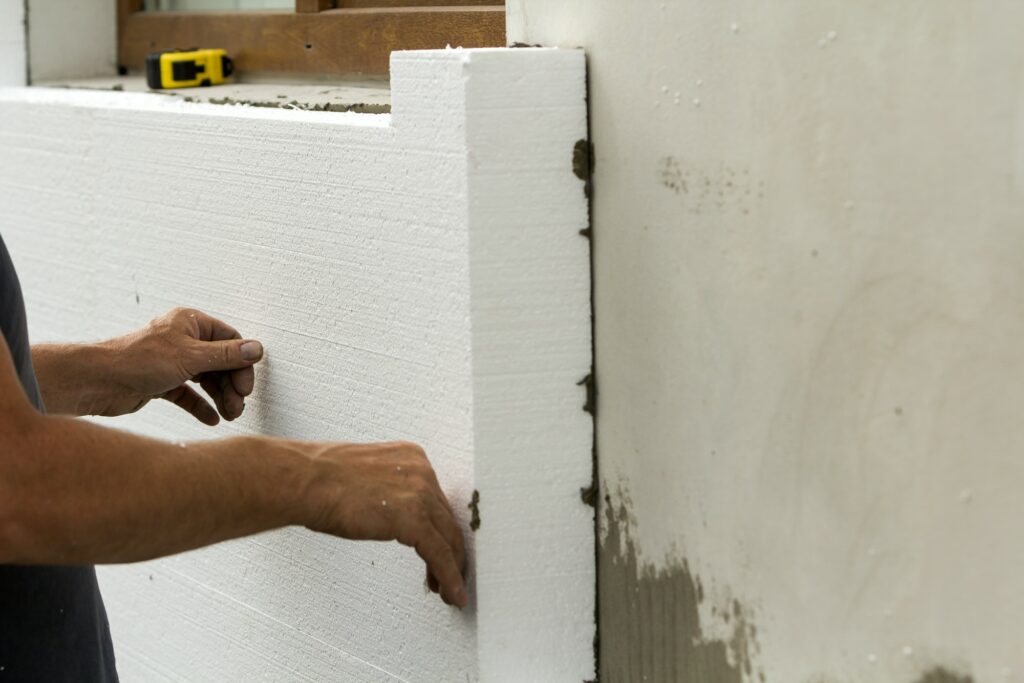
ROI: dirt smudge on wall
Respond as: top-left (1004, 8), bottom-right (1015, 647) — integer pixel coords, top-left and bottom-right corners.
top-left (599, 489), bottom-right (759, 683)
top-left (655, 156), bottom-right (763, 215)
top-left (912, 667), bottom-right (974, 683)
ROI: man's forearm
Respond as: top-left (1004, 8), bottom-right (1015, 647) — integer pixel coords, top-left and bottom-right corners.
top-left (0, 411), bottom-right (313, 564)
top-left (31, 342), bottom-right (118, 416)
top-left (2, 312), bottom-right (467, 604)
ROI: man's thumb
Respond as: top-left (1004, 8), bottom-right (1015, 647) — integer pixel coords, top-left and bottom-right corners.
top-left (195, 339), bottom-right (264, 372)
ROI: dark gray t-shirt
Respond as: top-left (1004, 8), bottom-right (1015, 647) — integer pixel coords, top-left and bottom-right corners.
top-left (0, 236), bottom-right (117, 682)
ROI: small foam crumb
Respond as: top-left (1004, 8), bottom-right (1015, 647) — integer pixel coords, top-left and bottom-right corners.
top-left (381, 500), bottom-right (388, 507)
top-left (730, 22), bottom-right (739, 33)
top-left (902, 646), bottom-right (914, 657)
top-left (867, 654), bottom-right (878, 665)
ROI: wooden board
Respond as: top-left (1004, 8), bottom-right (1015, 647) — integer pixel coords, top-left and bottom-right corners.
top-left (0, 0), bottom-right (26, 86)
top-left (301, 0), bottom-right (502, 12)
top-left (119, 5), bottom-right (506, 75)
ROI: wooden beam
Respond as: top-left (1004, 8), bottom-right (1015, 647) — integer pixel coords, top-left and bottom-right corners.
top-left (295, 0), bottom-right (336, 12)
top-left (117, 0), bottom-right (145, 70)
top-left (338, 0), bottom-right (503, 6)
top-left (119, 7), bottom-right (506, 76)
top-left (300, 0), bottom-right (505, 9)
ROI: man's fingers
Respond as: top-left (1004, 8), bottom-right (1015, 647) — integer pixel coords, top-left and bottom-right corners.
top-left (162, 385), bottom-right (220, 426)
top-left (429, 493), bottom-right (467, 575)
top-left (409, 524), bottom-right (467, 608)
top-left (189, 309), bottom-right (242, 343)
top-left (198, 373), bottom-right (245, 421)
top-left (198, 375), bottom-right (226, 417)
top-left (176, 309), bottom-right (263, 384)
top-left (220, 373), bottom-right (244, 418)
top-left (190, 339), bottom-right (263, 375)
top-left (230, 366), bottom-right (255, 397)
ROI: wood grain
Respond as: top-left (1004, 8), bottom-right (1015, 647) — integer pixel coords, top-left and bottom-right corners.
top-left (295, 0), bottom-right (335, 12)
top-left (338, 0), bottom-right (503, 6)
top-left (119, 6), bottom-right (506, 75)
top-left (117, 0), bottom-right (144, 62)
top-left (305, 1), bottom-right (504, 8)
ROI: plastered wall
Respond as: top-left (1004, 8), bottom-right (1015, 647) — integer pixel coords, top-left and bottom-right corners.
top-left (509, 1), bottom-right (1024, 682)
top-left (26, 0), bottom-right (117, 82)
top-left (0, 48), bottom-right (594, 681)
top-left (0, 0), bottom-right (25, 86)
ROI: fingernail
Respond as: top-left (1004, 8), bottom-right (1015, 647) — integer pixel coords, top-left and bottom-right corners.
top-left (240, 341), bottom-right (263, 361)
top-left (455, 585), bottom-right (468, 608)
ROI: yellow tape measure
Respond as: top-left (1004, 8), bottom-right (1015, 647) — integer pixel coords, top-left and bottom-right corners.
top-left (145, 48), bottom-right (234, 89)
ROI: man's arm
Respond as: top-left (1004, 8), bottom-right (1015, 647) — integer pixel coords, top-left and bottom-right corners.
top-left (0, 339), bottom-right (468, 607)
top-left (32, 308), bottom-right (263, 423)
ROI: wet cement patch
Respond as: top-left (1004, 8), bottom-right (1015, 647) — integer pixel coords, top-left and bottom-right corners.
top-left (598, 494), bottom-right (978, 683)
top-left (468, 490), bottom-right (481, 532)
top-left (599, 489), bottom-right (759, 682)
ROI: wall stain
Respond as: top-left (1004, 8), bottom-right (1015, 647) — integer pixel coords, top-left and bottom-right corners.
top-left (912, 667), bottom-right (974, 683)
top-left (809, 666), bottom-right (975, 683)
top-left (657, 156), bottom-right (763, 216)
top-left (600, 489), bottom-right (759, 682)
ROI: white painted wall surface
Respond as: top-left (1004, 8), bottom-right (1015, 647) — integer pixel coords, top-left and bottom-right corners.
top-left (0, 0), bottom-right (25, 86)
top-left (510, 1), bottom-right (1024, 682)
top-left (0, 48), bottom-right (593, 682)
top-left (26, 0), bottom-right (117, 82)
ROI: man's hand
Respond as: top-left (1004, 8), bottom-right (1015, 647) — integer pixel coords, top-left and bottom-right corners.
top-left (304, 441), bottom-right (469, 607)
top-left (33, 307), bottom-right (264, 423)
top-left (7, 333), bottom-right (469, 609)
top-left (99, 307), bottom-right (264, 424)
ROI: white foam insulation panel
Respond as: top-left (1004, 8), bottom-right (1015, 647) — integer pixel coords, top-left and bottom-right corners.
top-left (0, 47), bottom-right (594, 682)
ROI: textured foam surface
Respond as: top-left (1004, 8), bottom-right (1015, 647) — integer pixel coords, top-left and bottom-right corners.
top-left (0, 48), bottom-right (593, 682)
